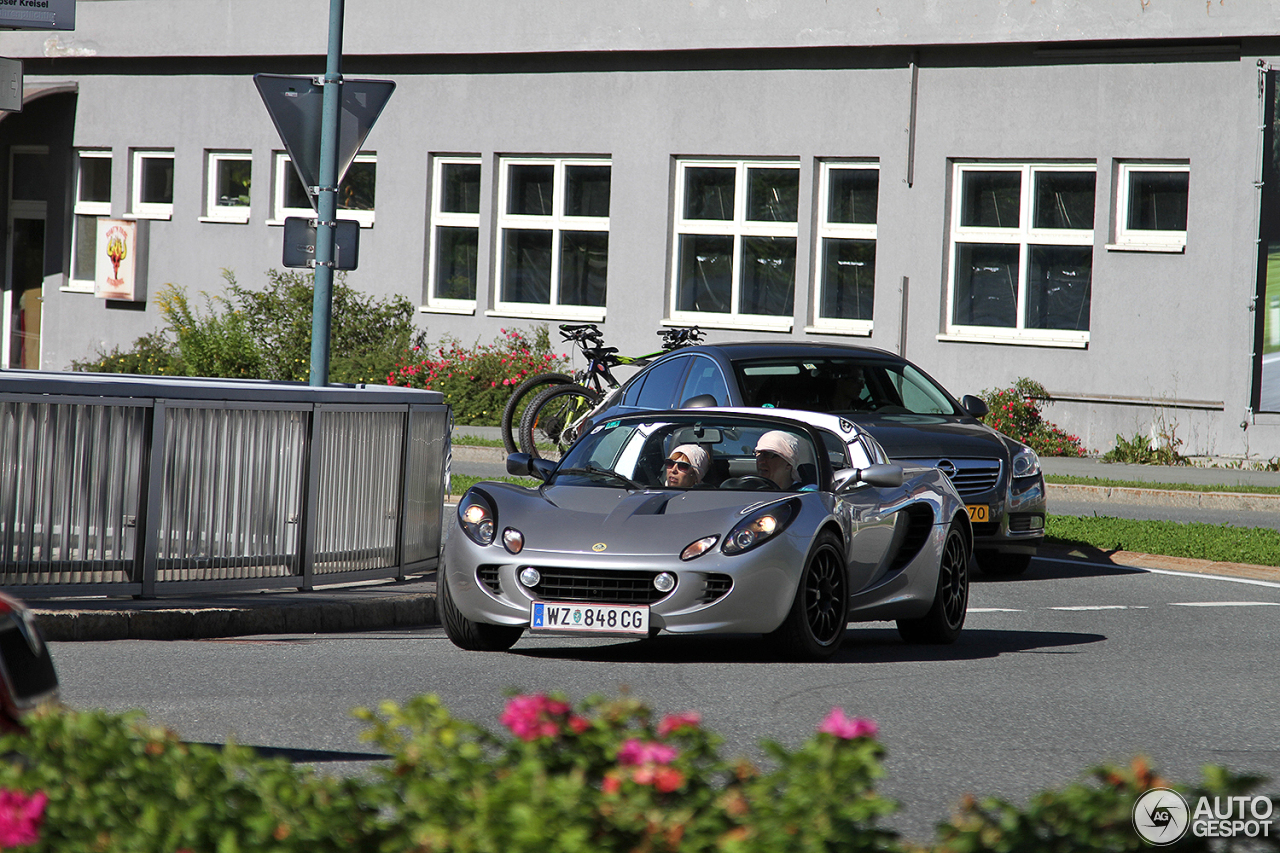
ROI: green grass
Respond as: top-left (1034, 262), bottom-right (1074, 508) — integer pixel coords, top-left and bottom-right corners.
top-left (449, 474), bottom-right (538, 496)
top-left (454, 434), bottom-right (556, 453)
top-left (1046, 474), bottom-right (1280, 496)
top-left (1046, 514), bottom-right (1280, 566)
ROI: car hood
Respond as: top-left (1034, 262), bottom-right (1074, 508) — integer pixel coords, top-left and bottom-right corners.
top-left (854, 415), bottom-right (1010, 459)
top-left (478, 483), bottom-right (793, 556)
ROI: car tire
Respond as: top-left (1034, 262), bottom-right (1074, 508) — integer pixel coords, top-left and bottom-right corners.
top-left (976, 550), bottom-right (1033, 577)
top-left (897, 524), bottom-right (970, 645)
top-left (769, 530), bottom-right (848, 660)
top-left (500, 372), bottom-right (573, 455)
top-left (438, 565), bottom-right (524, 652)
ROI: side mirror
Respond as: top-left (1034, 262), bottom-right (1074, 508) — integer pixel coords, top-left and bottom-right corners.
top-left (834, 463), bottom-right (904, 492)
top-left (508, 453), bottom-right (557, 482)
top-left (681, 394), bottom-right (719, 408)
top-left (960, 394), bottom-right (989, 418)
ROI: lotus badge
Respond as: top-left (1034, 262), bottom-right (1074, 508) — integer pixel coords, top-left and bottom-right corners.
top-left (592, 543), bottom-right (608, 552)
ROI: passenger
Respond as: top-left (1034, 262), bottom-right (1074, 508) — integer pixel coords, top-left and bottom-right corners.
top-left (754, 430), bottom-right (804, 490)
top-left (664, 443), bottom-right (710, 488)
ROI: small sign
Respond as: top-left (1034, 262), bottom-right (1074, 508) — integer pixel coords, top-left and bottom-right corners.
top-left (282, 217), bottom-right (360, 270)
top-left (254, 74), bottom-right (395, 212)
top-left (0, 0), bottom-right (75, 31)
top-left (0, 57), bottom-right (21, 112)
top-left (95, 219), bottom-right (148, 301)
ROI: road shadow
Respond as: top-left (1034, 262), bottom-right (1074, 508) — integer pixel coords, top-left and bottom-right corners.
top-left (192, 743), bottom-right (389, 763)
top-left (972, 548), bottom-right (1145, 584)
top-left (511, 627), bottom-right (1105, 665)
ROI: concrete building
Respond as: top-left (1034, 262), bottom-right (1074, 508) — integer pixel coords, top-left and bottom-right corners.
top-left (5, 1), bottom-right (1280, 457)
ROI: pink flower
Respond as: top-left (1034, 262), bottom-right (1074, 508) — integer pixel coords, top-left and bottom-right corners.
top-left (500, 694), bottom-right (573, 741)
top-left (0, 789), bottom-right (48, 848)
top-left (818, 708), bottom-right (878, 740)
top-left (657, 711), bottom-right (702, 737)
top-left (617, 738), bottom-right (678, 766)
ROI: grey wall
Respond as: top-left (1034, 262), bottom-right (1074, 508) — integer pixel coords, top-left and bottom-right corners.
top-left (9, 1), bottom-right (1280, 457)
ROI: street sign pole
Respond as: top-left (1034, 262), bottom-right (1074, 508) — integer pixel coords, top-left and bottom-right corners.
top-left (310, 0), bottom-right (345, 387)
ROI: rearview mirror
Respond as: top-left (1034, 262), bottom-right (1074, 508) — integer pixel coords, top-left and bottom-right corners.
top-left (834, 463), bottom-right (904, 492)
top-left (506, 453), bottom-right (557, 482)
top-left (960, 394), bottom-right (989, 418)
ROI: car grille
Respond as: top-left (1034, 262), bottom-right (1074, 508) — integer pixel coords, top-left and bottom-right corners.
top-left (970, 521), bottom-right (1000, 537)
top-left (476, 566), bottom-right (731, 606)
top-left (698, 574), bottom-right (732, 604)
top-left (913, 458), bottom-right (1002, 498)
top-left (528, 567), bottom-right (668, 605)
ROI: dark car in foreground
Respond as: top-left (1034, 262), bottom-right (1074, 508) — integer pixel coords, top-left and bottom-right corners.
top-left (441, 409), bottom-right (971, 660)
top-left (587, 342), bottom-right (1045, 575)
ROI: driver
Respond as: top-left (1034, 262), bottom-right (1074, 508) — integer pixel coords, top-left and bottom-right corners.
top-left (754, 431), bottom-right (803, 490)
top-left (664, 444), bottom-right (710, 488)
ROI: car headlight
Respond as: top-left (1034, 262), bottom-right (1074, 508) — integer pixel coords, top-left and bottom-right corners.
top-left (1011, 445), bottom-right (1041, 478)
top-left (458, 490), bottom-right (497, 546)
top-left (722, 500), bottom-right (798, 556)
top-left (681, 535), bottom-right (719, 561)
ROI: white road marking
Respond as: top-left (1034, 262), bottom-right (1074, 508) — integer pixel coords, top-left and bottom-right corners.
top-left (1050, 605), bottom-right (1147, 611)
top-left (1169, 601), bottom-right (1280, 607)
top-left (968, 607), bottom-right (1024, 613)
top-left (1035, 556), bottom-right (1280, 590)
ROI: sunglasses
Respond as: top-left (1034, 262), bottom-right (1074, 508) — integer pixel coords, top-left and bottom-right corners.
top-left (663, 458), bottom-right (694, 473)
top-left (754, 449), bottom-right (783, 461)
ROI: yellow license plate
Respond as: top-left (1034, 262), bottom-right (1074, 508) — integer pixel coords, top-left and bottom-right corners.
top-left (966, 504), bottom-right (989, 523)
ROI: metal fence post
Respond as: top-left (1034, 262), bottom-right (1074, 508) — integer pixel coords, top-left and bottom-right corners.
top-left (136, 399), bottom-right (166, 599)
top-left (298, 404), bottom-right (322, 591)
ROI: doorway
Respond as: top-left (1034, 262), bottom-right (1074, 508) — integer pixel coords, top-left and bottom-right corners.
top-left (5, 146), bottom-right (49, 369)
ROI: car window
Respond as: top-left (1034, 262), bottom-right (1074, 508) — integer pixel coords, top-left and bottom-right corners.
top-left (819, 430), bottom-right (849, 469)
top-left (734, 357), bottom-right (961, 416)
top-left (632, 356), bottom-right (690, 410)
top-left (678, 356), bottom-right (730, 407)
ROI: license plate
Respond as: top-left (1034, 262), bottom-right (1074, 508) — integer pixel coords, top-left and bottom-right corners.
top-left (530, 601), bottom-right (649, 635)
top-left (966, 504), bottom-right (990, 523)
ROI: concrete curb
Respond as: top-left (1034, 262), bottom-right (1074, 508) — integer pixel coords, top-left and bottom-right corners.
top-left (1048, 483), bottom-right (1280, 512)
top-left (34, 593), bottom-right (438, 643)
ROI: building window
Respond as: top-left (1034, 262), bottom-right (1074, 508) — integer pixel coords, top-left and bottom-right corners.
top-left (671, 159), bottom-right (799, 330)
top-left (68, 149), bottom-right (112, 292)
top-left (203, 151), bottom-right (252, 223)
top-left (946, 162), bottom-right (1095, 345)
top-left (427, 156), bottom-right (481, 311)
top-left (130, 149), bottom-right (174, 219)
top-left (1111, 162), bottom-right (1189, 252)
top-left (272, 151), bottom-right (377, 227)
top-left (494, 157), bottom-right (610, 318)
top-left (813, 161), bottom-right (878, 334)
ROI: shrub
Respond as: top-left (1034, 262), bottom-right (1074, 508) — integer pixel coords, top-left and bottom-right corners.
top-left (1102, 430), bottom-right (1189, 466)
top-left (979, 377), bottom-right (1087, 457)
top-left (72, 269), bottom-right (423, 385)
top-left (387, 326), bottom-right (568, 426)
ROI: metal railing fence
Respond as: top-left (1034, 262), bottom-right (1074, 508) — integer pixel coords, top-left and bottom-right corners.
top-left (0, 372), bottom-right (449, 598)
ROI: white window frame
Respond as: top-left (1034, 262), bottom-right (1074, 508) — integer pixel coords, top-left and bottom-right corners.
top-left (809, 160), bottom-right (878, 336)
top-left (490, 156), bottom-right (610, 321)
top-left (426, 155), bottom-right (482, 314)
top-left (669, 158), bottom-right (799, 333)
top-left (1109, 161), bottom-right (1189, 253)
top-left (943, 162), bottom-right (1095, 348)
top-left (129, 149), bottom-right (174, 219)
top-left (201, 150), bottom-right (252, 224)
top-left (270, 151), bottom-right (377, 227)
top-left (67, 149), bottom-right (112, 293)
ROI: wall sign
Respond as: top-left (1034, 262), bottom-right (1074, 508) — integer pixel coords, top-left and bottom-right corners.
top-left (94, 219), bottom-right (148, 302)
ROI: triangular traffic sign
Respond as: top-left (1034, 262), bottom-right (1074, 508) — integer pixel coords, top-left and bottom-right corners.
top-left (254, 73), bottom-right (395, 211)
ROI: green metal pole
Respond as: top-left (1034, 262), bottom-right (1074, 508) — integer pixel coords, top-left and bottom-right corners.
top-left (309, 0), bottom-right (344, 386)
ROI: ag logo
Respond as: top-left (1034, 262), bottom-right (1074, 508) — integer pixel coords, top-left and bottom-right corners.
top-left (1133, 788), bottom-right (1190, 845)
top-left (592, 543), bottom-right (607, 552)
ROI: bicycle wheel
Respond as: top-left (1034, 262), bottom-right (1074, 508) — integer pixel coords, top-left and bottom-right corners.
top-left (518, 383), bottom-right (601, 458)
top-left (500, 371), bottom-right (573, 454)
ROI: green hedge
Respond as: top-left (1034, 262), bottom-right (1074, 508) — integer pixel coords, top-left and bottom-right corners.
top-left (1, 693), bottom-right (1274, 852)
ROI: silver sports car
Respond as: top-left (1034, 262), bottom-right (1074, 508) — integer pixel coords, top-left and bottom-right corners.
top-left (440, 409), bottom-right (971, 660)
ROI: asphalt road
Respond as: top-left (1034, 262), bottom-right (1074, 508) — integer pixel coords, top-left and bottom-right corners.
top-left (48, 556), bottom-right (1280, 844)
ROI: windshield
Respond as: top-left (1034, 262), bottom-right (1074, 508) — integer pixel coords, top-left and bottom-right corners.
top-left (555, 417), bottom-right (825, 492)
top-left (734, 357), bottom-right (961, 416)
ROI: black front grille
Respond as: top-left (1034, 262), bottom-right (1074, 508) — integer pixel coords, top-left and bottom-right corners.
top-left (530, 567), bottom-right (668, 605)
top-left (1009, 513), bottom-right (1044, 532)
top-left (945, 461), bottom-right (1002, 497)
top-left (477, 565), bottom-right (502, 593)
top-left (698, 574), bottom-right (732, 604)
